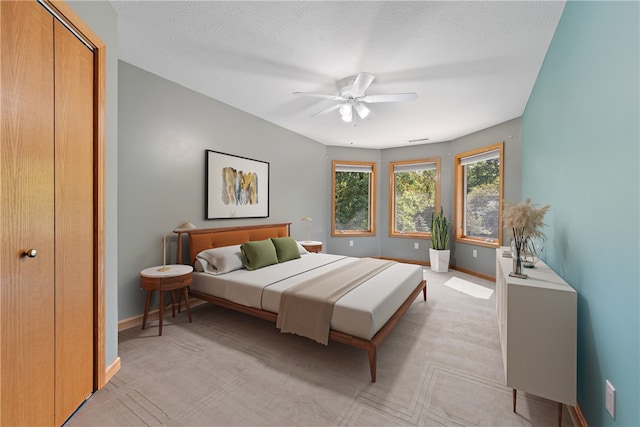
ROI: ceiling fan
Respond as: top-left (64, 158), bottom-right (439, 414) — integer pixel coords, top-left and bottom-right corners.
top-left (294, 72), bottom-right (417, 123)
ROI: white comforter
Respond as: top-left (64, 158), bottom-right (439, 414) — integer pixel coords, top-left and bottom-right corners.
top-left (190, 253), bottom-right (423, 340)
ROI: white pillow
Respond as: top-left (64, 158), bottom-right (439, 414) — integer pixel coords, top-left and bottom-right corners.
top-left (297, 242), bottom-right (309, 255)
top-left (194, 259), bottom-right (205, 272)
top-left (196, 245), bottom-right (244, 275)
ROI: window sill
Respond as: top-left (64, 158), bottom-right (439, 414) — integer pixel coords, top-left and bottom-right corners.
top-left (332, 230), bottom-right (375, 237)
top-left (454, 236), bottom-right (500, 248)
top-left (390, 232), bottom-right (431, 239)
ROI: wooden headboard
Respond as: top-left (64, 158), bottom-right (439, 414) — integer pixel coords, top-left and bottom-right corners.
top-left (180, 223), bottom-right (291, 264)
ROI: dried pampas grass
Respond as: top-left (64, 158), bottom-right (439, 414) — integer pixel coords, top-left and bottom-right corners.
top-left (503, 198), bottom-right (550, 241)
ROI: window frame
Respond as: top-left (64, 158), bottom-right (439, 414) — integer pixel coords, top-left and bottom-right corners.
top-left (453, 142), bottom-right (504, 248)
top-left (331, 160), bottom-right (377, 237)
top-left (388, 157), bottom-right (441, 239)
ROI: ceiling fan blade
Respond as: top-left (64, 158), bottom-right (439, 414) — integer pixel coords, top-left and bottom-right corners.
top-left (293, 92), bottom-right (344, 101)
top-left (361, 93), bottom-right (417, 103)
top-left (310, 103), bottom-right (343, 117)
top-left (351, 72), bottom-right (375, 98)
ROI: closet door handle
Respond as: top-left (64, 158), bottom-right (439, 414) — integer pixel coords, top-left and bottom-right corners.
top-left (24, 249), bottom-right (37, 258)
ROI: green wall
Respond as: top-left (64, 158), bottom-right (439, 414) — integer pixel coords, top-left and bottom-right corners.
top-left (522, 1), bottom-right (639, 425)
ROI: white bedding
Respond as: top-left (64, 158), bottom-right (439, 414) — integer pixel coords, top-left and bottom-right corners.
top-left (190, 253), bottom-right (423, 340)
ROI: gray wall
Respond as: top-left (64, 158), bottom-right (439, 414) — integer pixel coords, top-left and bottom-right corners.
top-left (379, 140), bottom-right (453, 262)
top-left (446, 118), bottom-right (521, 277)
top-left (118, 61), bottom-right (327, 320)
top-left (325, 147), bottom-right (382, 257)
top-left (68, 0), bottom-right (119, 368)
top-left (118, 61), bottom-right (522, 322)
top-left (327, 118), bottom-right (522, 278)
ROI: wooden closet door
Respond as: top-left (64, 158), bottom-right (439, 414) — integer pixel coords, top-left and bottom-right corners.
top-left (1, 2), bottom-right (96, 425)
top-left (53, 18), bottom-right (95, 425)
top-left (0, 2), bottom-right (56, 425)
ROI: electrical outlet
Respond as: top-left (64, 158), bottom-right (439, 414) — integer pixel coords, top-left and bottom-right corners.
top-left (606, 379), bottom-right (616, 419)
top-left (414, 242), bottom-right (419, 249)
top-left (349, 240), bottom-right (353, 247)
top-left (473, 249), bottom-right (478, 258)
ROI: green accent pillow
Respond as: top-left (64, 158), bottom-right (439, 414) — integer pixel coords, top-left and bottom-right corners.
top-left (240, 239), bottom-right (279, 271)
top-left (271, 237), bottom-right (301, 263)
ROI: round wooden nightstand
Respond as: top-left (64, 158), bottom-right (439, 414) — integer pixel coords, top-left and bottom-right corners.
top-left (140, 264), bottom-right (193, 336)
top-left (299, 240), bottom-right (323, 253)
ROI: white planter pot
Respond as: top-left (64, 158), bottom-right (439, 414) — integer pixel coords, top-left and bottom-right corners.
top-left (429, 248), bottom-right (450, 272)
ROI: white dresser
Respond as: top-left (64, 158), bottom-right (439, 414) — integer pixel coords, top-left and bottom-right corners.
top-left (495, 247), bottom-right (577, 411)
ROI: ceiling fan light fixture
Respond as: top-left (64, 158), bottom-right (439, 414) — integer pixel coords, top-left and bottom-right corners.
top-left (355, 103), bottom-right (370, 119)
top-left (339, 104), bottom-right (353, 122)
top-left (294, 72), bottom-right (417, 124)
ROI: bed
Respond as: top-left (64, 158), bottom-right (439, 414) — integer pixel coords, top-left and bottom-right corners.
top-left (177, 223), bottom-right (426, 382)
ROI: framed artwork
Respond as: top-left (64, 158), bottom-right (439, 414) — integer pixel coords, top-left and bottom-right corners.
top-left (205, 150), bottom-right (269, 219)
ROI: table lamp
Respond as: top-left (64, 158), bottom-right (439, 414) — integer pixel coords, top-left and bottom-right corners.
top-left (301, 216), bottom-right (312, 242)
top-left (173, 221), bottom-right (197, 265)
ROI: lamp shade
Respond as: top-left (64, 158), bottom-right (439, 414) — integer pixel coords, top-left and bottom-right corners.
top-left (339, 104), bottom-right (353, 122)
top-left (174, 221), bottom-right (196, 232)
top-left (355, 103), bottom-right (370, 119)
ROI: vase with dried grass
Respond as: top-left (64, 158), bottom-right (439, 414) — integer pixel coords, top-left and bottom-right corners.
top-left (503, 198), bottom-right (550, 278)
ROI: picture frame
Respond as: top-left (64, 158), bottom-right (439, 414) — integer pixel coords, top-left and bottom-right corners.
top-left (205, 150), bottom-right (269, 219)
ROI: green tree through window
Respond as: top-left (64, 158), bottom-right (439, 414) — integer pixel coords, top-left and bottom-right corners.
top-left (465, 158), bottom-right (500, 239)
top-left (332, 161), bottom-right (376, 236)
top-left (390, 158), bottom-right (440, 237)
top-left (454, 142), bottom-right (504, 247)
top-left (335, 171), bottom-right (370, 230)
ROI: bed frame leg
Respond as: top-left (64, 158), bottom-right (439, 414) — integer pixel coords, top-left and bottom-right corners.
top-left (368, 346), bottom-right (377, 383)
top-left (422, 282), bottom-right (427, 301)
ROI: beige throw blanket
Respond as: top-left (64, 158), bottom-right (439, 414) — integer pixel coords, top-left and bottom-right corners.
top-left (276, 258), bottom-right (395, 345)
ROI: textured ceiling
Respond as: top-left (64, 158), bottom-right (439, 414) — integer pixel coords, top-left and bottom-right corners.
top-left (111, 1), bottom-right (566, 149)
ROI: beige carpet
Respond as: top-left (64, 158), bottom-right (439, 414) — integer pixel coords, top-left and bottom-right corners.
top-left (68, 269), bottom-right (571, 426)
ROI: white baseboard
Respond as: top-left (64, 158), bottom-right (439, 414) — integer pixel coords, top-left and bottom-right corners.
top-left (118, 298), bottom-right (205, 332)
top-left (103, 357), bottom-right (121, 387)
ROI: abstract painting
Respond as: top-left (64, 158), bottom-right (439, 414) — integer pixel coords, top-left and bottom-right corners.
top-left (206, 150), bottom-right (269, 219)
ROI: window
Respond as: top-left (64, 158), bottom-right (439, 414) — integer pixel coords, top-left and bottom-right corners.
top-left (389, 158), bottom-right (440, 238)
top-left (332, 160), bottom-right (376, 236)
top-left (454, 142), bottom-right (504, 247)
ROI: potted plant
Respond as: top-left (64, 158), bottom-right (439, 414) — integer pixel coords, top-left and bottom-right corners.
top-left (429, 207), bottom-right (450, 272)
